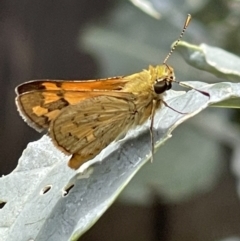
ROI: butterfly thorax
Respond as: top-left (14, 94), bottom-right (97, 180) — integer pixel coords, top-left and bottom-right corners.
top-left (122, 64), bottom-right (175, 96)
top-left (119, 64), bottom-right (175, 126)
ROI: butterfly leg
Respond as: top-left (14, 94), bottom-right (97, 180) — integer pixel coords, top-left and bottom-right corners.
top-left (149, 99), bottom-right (157, 163)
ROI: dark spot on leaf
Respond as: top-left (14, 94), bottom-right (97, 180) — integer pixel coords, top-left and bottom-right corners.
top-left (0, 201), bottom-right (6, 209)
top-left (63, 184), bottom-right (75, 197)
top-left (40, 185), bottom-right (52, 195)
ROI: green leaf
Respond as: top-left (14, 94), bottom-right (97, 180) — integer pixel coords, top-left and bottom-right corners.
top-left (210, 98), bottom-right (240, 108)
top-left (1, 81), bottom-right (240, 240)
top-left (176, 41), bottom-right (240, 81)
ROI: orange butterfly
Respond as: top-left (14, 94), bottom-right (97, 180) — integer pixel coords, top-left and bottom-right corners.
top-left (15, 15), bottom-right (192, 169)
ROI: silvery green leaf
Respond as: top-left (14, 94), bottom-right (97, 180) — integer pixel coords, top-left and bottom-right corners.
top-left (176, 41), bottom-right (240, 81)
top-left (1, 81), bottom-right (240, 240)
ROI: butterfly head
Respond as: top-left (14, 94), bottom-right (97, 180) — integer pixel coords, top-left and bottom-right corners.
top-left (151, 64), bottom-right (175, 95)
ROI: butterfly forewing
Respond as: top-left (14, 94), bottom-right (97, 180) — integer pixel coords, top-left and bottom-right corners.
top-left (15, 77), bottom-right (129, 132)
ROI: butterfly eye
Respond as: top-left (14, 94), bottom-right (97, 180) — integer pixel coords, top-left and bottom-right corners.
top-left (154, 81), bottom-right (172, 94)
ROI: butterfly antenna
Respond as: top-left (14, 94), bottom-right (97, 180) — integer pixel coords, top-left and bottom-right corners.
top-left (175, 80), bottom-right (210, 97)
top-left (163, 14), bottom-right (191, 64)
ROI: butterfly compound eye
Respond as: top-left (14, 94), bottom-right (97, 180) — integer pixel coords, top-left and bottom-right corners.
top-left (154, 81), bottom-right (172, 94)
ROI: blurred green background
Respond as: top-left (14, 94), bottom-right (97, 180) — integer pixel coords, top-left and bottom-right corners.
top-left (1, 0), bottom-right (240, 240)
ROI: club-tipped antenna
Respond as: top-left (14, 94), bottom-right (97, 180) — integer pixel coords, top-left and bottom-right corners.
top-left (163, 14), bottom-right (191, 64)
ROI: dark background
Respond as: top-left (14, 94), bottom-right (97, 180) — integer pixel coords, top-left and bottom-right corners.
top-left (1, 0), bottom-right (240, 240)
